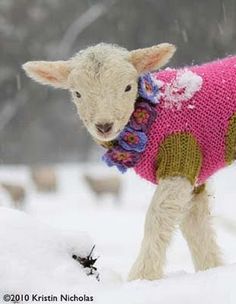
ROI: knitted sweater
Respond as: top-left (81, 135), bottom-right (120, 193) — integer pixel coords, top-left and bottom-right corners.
top-left (102, 56), bottom-right (236, 186)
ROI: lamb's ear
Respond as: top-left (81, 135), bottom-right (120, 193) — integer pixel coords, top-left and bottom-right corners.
top-left (129, 43), bottom-right (176, 74)
top-left (22, 60), bottom-right (72, 89)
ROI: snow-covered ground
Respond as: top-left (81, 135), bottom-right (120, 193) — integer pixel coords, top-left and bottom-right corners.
top-left (0, 163), bottom-right (236, 303)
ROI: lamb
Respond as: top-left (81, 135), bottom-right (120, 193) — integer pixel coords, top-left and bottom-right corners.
top-left (23, 42), bottom-right (236, 281)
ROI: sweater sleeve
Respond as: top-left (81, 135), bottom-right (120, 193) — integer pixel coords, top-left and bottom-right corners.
top-left (156, 132), bottom-right (202, 185)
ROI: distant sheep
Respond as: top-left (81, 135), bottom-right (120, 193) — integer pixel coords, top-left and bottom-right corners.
top-left (31, 166), bottom-right (57, 192)
top-left (83, 174), bottom-right (121, 199)
top-left (1, 182), bottom-right (26, 208)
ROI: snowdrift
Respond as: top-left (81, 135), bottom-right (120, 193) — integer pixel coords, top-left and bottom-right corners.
top-left (0, 164), bottom-right (235, 303)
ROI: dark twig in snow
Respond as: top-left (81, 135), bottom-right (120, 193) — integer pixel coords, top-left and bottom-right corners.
top-left (72, 245), bottom-right (100, 281)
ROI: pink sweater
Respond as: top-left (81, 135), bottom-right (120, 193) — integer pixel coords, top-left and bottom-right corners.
top-left (134, 56), bottom-right (236, 184)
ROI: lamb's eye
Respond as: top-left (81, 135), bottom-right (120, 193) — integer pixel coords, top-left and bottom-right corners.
top-left (125, 84), bottom-right (132, 92)
top-left (75, 91), bottom-right (81, 98)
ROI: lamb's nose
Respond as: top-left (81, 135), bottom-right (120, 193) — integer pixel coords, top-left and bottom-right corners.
top-left (95, 122), bottom-right (113, 134)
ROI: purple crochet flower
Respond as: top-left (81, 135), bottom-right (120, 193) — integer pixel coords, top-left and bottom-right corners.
top-left (118, 127), bottom-right (147, 152)
top-left (130, 101), bottom-right (157, 132)
top-left (138, 73), bottom-right (160, 104)
top-left (102, 148), bottom-right (139, 173)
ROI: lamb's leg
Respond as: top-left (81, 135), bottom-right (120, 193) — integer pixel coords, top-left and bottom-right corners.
top-left (128, 177), bottom-right (193, 281)
top-left (180, 186), bottom-right (223, 271)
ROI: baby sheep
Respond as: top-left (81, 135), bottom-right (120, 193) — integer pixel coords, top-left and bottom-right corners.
top-left (23, 42), bottom-right (233, 281)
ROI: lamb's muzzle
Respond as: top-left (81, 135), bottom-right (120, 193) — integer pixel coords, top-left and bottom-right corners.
top-left (95, 122), bottom-right (113, 135)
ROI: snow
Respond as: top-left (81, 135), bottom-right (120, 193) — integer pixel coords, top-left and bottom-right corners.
top-left (0, 163), bottom-right (236, 303)
top-left (162, 69), bottom-right (202, 110)
top-left (0, 207), bottom-right (94, 293)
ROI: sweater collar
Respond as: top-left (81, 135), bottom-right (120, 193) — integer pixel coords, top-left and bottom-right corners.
top-left (100, 72), bottom-right (161, 173)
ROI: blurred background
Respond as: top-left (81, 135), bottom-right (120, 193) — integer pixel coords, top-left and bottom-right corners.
top-left (1, 0), bottom-right (236, 164)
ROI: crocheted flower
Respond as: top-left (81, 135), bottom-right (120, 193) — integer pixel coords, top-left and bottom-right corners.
top-left (138, 73), bottom-right (160, 104)
top-left (130, 101), bottom-right (157, 132)
top-left (118, 127), bottom-right (148, 152)
top-left (102, 148), bottom-right (139, 173)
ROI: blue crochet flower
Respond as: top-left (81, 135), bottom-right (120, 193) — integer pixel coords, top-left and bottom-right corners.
top-left (138, 73), bottom-right (160, 104)
top-left (102, 147), bottom-right (140, 173)
top-left (118, 127), bottom-right (148, 152)
top-left (102, 152), bottom-right (127, 173)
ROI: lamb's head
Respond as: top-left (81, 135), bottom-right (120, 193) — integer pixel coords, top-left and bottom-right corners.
top-left (23, 43), bottom-right (175, 141)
